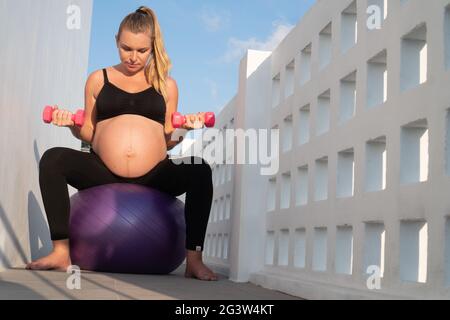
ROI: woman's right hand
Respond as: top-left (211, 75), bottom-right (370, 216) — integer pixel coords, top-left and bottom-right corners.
top-left (51, 105), bottom-right (75, 127)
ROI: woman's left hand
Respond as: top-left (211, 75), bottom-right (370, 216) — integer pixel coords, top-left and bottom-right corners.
top-left (182, 112), bottom-right (206, 130)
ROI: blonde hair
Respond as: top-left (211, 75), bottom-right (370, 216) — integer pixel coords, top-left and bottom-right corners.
top-left (117, 6), bottom-right (172, 102)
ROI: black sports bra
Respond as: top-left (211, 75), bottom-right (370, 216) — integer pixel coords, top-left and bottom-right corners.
top-left (95, 68), bottom-right (166, 126)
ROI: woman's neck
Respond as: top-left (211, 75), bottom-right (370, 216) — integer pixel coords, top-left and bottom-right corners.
top-left (115, 64), bottom-right (146, 79)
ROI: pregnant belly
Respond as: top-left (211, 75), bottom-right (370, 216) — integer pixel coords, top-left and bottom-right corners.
top-left (91, 115), bottom-right (168, 178)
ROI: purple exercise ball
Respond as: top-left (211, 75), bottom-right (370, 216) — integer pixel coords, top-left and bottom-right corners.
top-left (69, 183), bottom-right (186, 274)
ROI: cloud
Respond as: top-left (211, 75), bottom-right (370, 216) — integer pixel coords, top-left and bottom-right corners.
top-left (199, 7), bottom-right (230, 32)
top-left (218, 20), bottom-right (294, 63)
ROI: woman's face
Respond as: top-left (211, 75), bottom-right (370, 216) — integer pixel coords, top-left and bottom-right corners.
top-left (116, 29), bottom-right (153, 73)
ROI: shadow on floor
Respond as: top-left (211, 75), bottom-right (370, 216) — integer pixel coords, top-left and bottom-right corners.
top-left (0, 265), bottom-right (301, 300)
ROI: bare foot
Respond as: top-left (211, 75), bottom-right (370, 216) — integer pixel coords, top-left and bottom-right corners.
top-left (26, 240), bottom-right (71, 271)
top-left (185, 260), bottom-right (218, 281)
top-left (184, 249), bottom-right (218, 281)
top-left (26, 250), bottom-right (71, 271)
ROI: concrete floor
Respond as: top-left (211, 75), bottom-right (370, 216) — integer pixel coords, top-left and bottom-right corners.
top-left (0, 264), bottom-right (301, 300)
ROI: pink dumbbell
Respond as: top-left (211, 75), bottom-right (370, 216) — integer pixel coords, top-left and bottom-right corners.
top-left (171, 112), bottom-right (215, 129)
top-left (42, 105), bottom-right (85, 127)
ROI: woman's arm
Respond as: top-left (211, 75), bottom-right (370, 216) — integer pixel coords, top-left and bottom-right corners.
top-left (69, 125), bottom-right (82, 140)
top-left (164, 77), bottom-right (180, 150)
top-left (70, 70), bottom-right (101, 144)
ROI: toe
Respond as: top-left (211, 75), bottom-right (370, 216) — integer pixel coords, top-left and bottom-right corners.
top-left (30, 262), bottom-right (41, 270)
top-left (26, 262), bottom-right (38, 270)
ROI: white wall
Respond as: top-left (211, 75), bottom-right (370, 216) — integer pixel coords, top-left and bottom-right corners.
top-left (183, 0), bottom-right (450, 299)
top-left (251, 0), bottom-right (450, 299)
top-left (0, 0), bottom-right (93, 270)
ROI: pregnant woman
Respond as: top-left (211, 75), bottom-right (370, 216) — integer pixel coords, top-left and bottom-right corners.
top-left (26, 6), bottom-right (218, 281)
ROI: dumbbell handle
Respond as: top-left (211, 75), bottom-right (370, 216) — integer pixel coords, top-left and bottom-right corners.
top-left (171, 112), bottom-right (215, 129)
top-left (42, 106), bottom-right (85, 127)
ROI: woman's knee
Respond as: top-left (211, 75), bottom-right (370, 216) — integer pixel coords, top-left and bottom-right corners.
top-left (191, 157), bottom-right (212, 179)
top-left (39, 147), bottom-right (70, 171)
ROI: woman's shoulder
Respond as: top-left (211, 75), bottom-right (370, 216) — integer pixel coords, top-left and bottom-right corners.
top-left (85, 69), bottom-right (108, 98)
top-left (165, 76), bottom-right (178, 102)
top-left (86, 69), bottom-right (105, 85)
top-left (166, 76), bottom-right (178, 92)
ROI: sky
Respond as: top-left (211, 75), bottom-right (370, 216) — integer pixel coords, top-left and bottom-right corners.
top-left (88, 0), bottom-right (316, 116)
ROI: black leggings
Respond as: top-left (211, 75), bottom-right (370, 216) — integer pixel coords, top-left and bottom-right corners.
top-left (38, 147), bottom-right (213, 252)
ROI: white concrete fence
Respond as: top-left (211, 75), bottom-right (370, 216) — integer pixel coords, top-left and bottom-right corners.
top-left (179, 0), bottom-right (450, 299)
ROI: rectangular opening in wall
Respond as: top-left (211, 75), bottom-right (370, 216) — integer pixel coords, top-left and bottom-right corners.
top-left (211, 136), bottom-right (216, 159)
top-left (446, 6), bottom-right (450, 70)
top-left (294, 228), bottom-right (306, 268)
top-left (445, 218), bottom-right (450, 286)
top-left (285, 60), bottom-right (295, 98)
top-left (206, 234), bottom-right (211, 257)
top-left (213, 166), bottom-right (217, 187)
top-left (296, 165), bottom-right (308, 206)
top-left (336, 226), bottom-right (354, 275)
top-left (267, 178), bottom-right (277, 212)
top-left (217, 164), bottom-right (225, 186)
top-left (225, 195), bottom-right (231, 220)
top-left (367, 0), bottom-right (388, 21)
top-left (401, 23), bottom-right (427, 92)
top-left (339, 71), bottom-right (357, 124)
top-left (219, 196), bottom-right (224, 221)
top-left (317, 90), bottom-right (331, 136)
top-left (278, 229), bottom-right (290, 266)
top-left (215, 165), bottom-right (221, 187)
top-left (224, 234), bottom-right (229, 260)
top-left (363, 222), bottom-right (385, 277)
top-left (315, 157), bottom-right (329, 201)
top-left (282, 114), bottom-right (293, 153)
top-left (298, 104), bottom-right (310, 145)
top-left (227, 164), bottom-right (233, 182)
top-left (214, 199), bottom-right (219, 222)
top-left (367, 50), bottom-right (387, 109)
top-left (281, 172), bottom-right (292, 209)
top-left (447, 110), bottom-right (450, 176)
top-left (212, 234), bottom-right (217, 257)
top-left (337, 148), bottom-right (355, 198)
top-left (341, 1), bottom-right (357, 53)
top-left (221, 163), bottom-right (226, 185)
top-left (214, 199), bottom-right (220, 222)
top-left (365, 136), bottom-right (387, 192)
top-left (265, 231), bottom-right (275, 265)
top-left (213, 199), bottom-right (218, 222)
top-left (300, 43), bottom-right (312, 85)
top-left (217, 234), bottom-right (223, 259)
top-left (400, 220), bottom-right (428, 283)
top-left (268, 125), bottom-right (279, 175)
top-left (313, 227), bottom-right (327, 271)
top-left (319, 23), bottom-right (332, 70)
top-left (272, 73), bottom-right (281, 108)
top-left (223, 165), bottom-right (227, 183)
top-left (400, 119), bottom-right (429, 184)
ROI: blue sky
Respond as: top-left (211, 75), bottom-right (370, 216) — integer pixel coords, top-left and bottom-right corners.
top-left (88, 0), bottom-right (315, 116)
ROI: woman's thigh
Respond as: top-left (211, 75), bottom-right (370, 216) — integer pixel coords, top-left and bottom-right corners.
top-left (40, 147), bottom-right (123, 190)
top-left (136, 156), bottom-right (212, 197)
